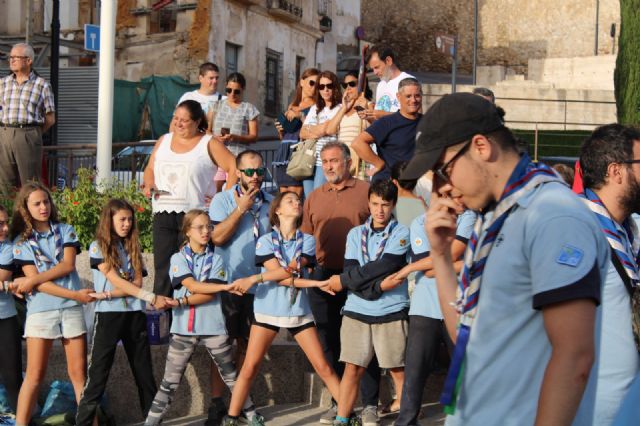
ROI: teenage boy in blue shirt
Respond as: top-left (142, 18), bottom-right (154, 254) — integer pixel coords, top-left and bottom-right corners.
top-left (322, 180), bottom-right (410, 425)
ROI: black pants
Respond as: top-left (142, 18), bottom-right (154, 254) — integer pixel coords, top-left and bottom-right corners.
top-left (76, 311), bottom-right (157, 425)
top-left (0, 315), bottom-right (22, 412)
top-left (152, 211), bottom-right (185, 297)
top-left (308, 266), bottom-right (379, 407)
top-left (395, 316), bottom-right (453, 426)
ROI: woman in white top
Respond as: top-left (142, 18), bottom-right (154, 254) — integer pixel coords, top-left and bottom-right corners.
top-left (208, 72), bottom-right (260, 193)
top-left (299, 71), bottom-right (342, 198)
top-left (324, 71), bottom-right (374, 178)
top-left (142, 100), bottom-right (237, 298)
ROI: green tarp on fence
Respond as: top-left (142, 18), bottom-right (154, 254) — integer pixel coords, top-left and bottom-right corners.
top-left (113, 75), bottom-right (198, 142)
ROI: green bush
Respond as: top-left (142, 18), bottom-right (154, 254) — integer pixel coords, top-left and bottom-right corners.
top-left (0, 169), bottom-right (153, 251)
top-left (615, 0), bottom-right (640, 125)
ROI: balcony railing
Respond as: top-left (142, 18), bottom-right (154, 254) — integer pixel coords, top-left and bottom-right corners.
top-left (267, 0), bottom-right (303, 22)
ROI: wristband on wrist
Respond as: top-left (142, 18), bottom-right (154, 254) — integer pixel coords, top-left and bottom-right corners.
top-left (256, 273), bottom-right (264, 284)
top-left (184, 295), bottom-right (189, 306)
top-left (138, 288), bottom-right (156, 304)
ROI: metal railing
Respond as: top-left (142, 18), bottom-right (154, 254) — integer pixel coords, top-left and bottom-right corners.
top-left (44, 138), bottom-right (280, 192)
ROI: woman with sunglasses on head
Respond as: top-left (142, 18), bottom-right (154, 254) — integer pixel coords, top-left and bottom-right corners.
top-left (299, 70), bottom-right (342, 197)
top-left (324, 71), bottom-right (374, 178)
top-left (208, 72), bottom-right (260, 193)
top-left (273, 68), bottom-right (320, 197)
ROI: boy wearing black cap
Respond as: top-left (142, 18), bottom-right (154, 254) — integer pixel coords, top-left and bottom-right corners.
top-left (402, 93), bottom-right (608, 425)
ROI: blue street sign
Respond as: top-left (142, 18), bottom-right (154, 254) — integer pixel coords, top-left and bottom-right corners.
top-left (84, 24), bottom-right (100, 52)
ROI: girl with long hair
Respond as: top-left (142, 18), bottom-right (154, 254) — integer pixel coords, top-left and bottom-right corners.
top-left (273, 68), bottom-right (320, 197)
top-left (145, 209), bottom-right (259, 426)
top-left (222, 192), bottom-right (341, 426)
top-left (75, 199), bottom-right (176, 425)
top-left (10, 182), bottom-right (94, 425)
top-left (299, 71), bottom-right (343, 197)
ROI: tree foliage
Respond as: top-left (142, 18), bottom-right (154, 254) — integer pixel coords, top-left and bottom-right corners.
top-left (615, 0), bottom-right (640, 124)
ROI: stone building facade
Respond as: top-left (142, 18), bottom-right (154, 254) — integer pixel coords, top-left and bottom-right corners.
top-left (361, 0), bottom-right (620, 74)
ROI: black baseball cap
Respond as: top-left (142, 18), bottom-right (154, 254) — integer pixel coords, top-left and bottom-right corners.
top-left (401, 92), bottom-right (505, 180)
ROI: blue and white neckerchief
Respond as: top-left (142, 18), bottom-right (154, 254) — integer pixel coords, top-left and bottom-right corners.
top-left (271, 227), bottom-right (304, 305)
top-left (27, 222), bottom-right (63, 270)
top-left (117, 241), bottom-right (135, 309)
top-left (441, 154), bottom-right (561, 413)
top-left (580, 188), bottom-right (640, 285)
top-left (361, 217), bottom-right (398, 263)
top-left (235, 185), bottom-right (264, 241)
top-left (181, 244), bottom-right (214, 332)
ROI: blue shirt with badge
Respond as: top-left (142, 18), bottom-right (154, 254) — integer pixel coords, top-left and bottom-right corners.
top-left (13, 222), bottom-right (82, 315)
top-left (445, 182), bottom-right (609, 426)
top-left (254, 232), bottom-right (316, 318)
top-left (409, 210), bottom-right (476, 319)
top-left (209, 187), bottom-right (273, 291)
top-left (343, 219), bottom-right (410, 317)
top-left (169, 247), bottom-right (228, 336)
top-left (89, 240), bottom-right (145, 313)
top-left (0, 241), bottom-right (17, 319)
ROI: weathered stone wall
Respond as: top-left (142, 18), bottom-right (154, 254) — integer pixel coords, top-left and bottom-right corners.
top-left (361, 0), bottom-right (620, 74)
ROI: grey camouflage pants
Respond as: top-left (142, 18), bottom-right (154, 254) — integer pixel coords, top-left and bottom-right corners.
top-left (144, 333), bottom-right (254, 425)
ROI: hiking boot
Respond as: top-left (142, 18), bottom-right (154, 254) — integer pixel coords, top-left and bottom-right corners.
top-left (222, 416), bottom-right (240, 426)
top-left (205, 398), bottom-right (227, 426)
top-left (360, 406), bottom-right (379, 426)
top-left (320, 403), bottom-right (337, 424)
top-left (247, 412), bottom-right (265, 426)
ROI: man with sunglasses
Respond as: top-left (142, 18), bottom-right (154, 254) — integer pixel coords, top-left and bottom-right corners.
top-left (0, 43), bottom-right (55, 188)
top-left (208, 150), bottom-right (272, 424)
top-left (573, 124), bottom-right (640, 424)
top-left (351, 78), bottom-right (422, 182)
top-left (401, 93), bottom-right (608, 425)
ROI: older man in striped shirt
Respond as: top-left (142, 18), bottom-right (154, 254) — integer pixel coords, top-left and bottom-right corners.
top-left (0, 43), bottom-right (55, 189)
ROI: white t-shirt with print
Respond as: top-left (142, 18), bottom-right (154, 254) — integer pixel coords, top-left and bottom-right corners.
top-left (374, 71), bottom-right (415, 112)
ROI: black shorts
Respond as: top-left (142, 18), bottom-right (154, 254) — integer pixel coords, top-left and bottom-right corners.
top-left (221, 292), bottom-right (255, 339)
top-left (252, 319), bottom-right (315, 337)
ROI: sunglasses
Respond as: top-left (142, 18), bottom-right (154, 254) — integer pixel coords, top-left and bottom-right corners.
top-left (225, 87), bottom-right (242, 95)
top-left (318, 83), bottom-right (334, 91)
top-left (435, 141), bottom-right (472, 185)
top-left (239, 167), bottom-right (267, 177)
top-left (341, 81), bottom-right (357, 89)
top-left (307, 80), bottom-right (316, 87)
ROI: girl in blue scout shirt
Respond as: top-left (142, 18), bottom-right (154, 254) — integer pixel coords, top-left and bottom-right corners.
top-left (75, 199), bottom-right (176, 425)
top-left (9, 182), bottom-right (94, 425)
top-left (145, 209), bottom-right (259, 426)
top-left (388, 209), bottom-right (475, 425)
top-left (222, 192), bottom-right (341, 426)
top-left (0, 204), bottom-right (22, 413)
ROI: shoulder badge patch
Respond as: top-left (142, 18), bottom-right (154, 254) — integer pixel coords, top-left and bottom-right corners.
top-left (69, 232), bottom-right (77, 240)
top-left (218, 270), bottom-right (226, 278)
top-left (13, 247), bottom-right (21, 256)
top-left (414, 237), bottom-right (423, 247)
top-left (90, 245), bottom-right (98, 254)
top-left (556, 244), bottom-right (583, 267)
top-left (399, 239), bottom-right (407, 247)
top-left (256, 241), bottom-right (262, 250)
top-left (172, 265), bottom-right (179, 273)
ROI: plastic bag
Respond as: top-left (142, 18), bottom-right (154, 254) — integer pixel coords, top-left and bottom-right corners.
top-left (39, 381), bottom-right (76, 418)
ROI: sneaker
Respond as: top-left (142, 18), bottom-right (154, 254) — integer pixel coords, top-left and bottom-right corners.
top-left (360, 406), bottom-right (379, 426)
top-left (222, 416), bottom-right (240, 426)
top-left (348, 414), bottom-right (362, 426)
top-left (205, 398), bottom-right (227, 426)
top-left (247, 412), bottom-right (265, 426)
top-left (333, 419), bottom-right (348, 426)
top-left (320, 403), bottom-right (337, 424)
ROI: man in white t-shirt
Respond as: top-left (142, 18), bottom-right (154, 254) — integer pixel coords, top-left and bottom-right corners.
top-left (176, 62), bottom-right (225, 113)
top-left (363, 45), bottom-right (415, 122)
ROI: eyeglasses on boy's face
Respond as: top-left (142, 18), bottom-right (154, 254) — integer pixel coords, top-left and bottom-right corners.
top-left (239, 167), bottom-right (267, 177)
top-left (435, 140), bottom-right (472, 185)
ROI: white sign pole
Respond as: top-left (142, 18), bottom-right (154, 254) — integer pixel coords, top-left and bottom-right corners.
top-left (96, 1), bottom-right (115, 190)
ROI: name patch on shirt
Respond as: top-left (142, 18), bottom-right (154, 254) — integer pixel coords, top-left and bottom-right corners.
top-left (556, 244), bottom-right (583, 267)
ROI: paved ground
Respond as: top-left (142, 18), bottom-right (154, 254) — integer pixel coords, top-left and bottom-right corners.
top-left (146, 402), bottom-right (446, 425)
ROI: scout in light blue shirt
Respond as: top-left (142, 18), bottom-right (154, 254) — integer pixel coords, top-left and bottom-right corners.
top-left (0, 241), bottom-right (17, 319)
top-left (409, 210), bottom-right (475, 319)
top-left (209, 186), bottom-right (273, 285)
top-left (13, 222), bottom-right (82, 314)
top-left (169, 247), bottom-right (228, 336)
top-left (253, 232), bottom-right (316, 318)
top-left (342, 218), bottom-right (410, 318)
top-left (89, 241), bottom-right (145, 313)
top-left (446, 183), bottom-right (609, 426)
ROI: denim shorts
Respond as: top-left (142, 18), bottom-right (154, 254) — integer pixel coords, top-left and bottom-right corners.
top-left (24, 305), bottom-right (87, 339)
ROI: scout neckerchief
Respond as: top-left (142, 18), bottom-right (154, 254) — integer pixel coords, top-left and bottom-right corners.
top-left (271, 227), bottom-right (304, 305)
top-left (361, 217), bottom-right (398, 263)
top-left (580, 188), bottom-right (640, 351)
top-left (28, 222), bottom-right (63, 271)
top-left (235, 185), bottom-right (264, 241)
top-left (182, 244), bottom-right (214, 332)
top-left (441, 154), bottom-right (561, 414)
top-left (117, 241), bottom-right (135, 309)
